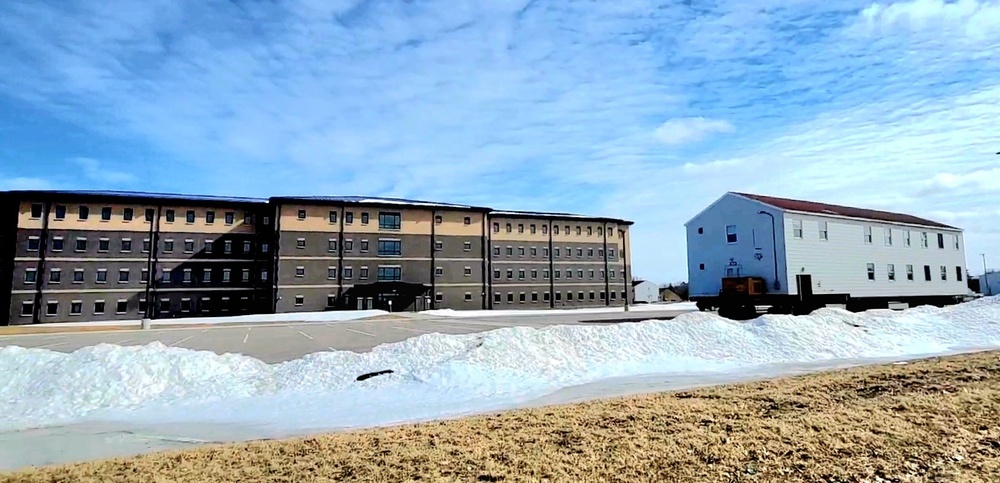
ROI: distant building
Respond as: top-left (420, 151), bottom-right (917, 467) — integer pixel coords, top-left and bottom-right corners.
top-left (659, 287), bottom-right (683, 303)
top-left (632, 280), bottom-right (658, 303)
top-left (983, 271), bottom-right (1000, 296)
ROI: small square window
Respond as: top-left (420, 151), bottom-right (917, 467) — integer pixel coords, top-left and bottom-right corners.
top-left (206, 211), bottom-right (216, 224)
top-left (24, 269), bottom-right (37, 284)
top-left (225, 212), bottom-right (235, 224)
top-left (46, 301), bottom-right (58, 316)
top-left (94, 301), bottom-right (106, 314)
top-left (51, 237), bottom-right (64, 252)
top-left (464, 216), bottom-right (471, 225)
top-left (295, 266), bottom-right (305, 277)
top-left (346, 212), bottom-right (354, 224)
top-left (30, 204), bottom-right (42, 218)
top-left (297, 238), bottom-right (306, 249)
top-left (362, 212), bottom-right (370, 224)
top-left (73, 269), bottom-right (84, 283)
top-left (21, 302), bottom-right (33, 316)
top-left (165, 210), bottom-right (175, 222)
top-left (297, 209), bottom-right (307, 220)
top-left (96, 269), bottom-right (108, 283)
top-left (116, 300), bottom-right (128, 314)
top-left (78, 206), bottom-right (89, 220)
top-left (54, 205), bottom-right (66, 220)
top-left (186, 210), bottom-right (195, 223)
top-left (464, 241), bottom-right (472, 252)
top-left (27, 237), bottom-right (40, 251)
top-left (184, 240), bottom-right (195, 253)
top-left (123, 208), bottom-right (134, 221)
top-left (118, 269), bottom-right (129, 283)
top-left (329, 211), bottom-right (338, 223)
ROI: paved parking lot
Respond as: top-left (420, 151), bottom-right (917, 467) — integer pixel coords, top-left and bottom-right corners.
top-left (0, 308), bottom-right (693, 363)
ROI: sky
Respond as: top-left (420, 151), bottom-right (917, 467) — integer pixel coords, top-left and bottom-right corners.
top-left (0, 0), bottom-right (998, 284)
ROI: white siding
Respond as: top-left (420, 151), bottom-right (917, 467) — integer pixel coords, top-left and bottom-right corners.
top-left (633, 281), bottom-right (658, 303)
top-left (783, 213), bottom-right (967, 298)
top-left (983, 271), bottom-right (1000, 296)
top-left (686, 194), bottom-right (790, 297)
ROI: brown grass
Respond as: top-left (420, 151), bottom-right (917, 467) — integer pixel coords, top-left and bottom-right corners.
top-left (5, 351), bottom-right (1000, 483)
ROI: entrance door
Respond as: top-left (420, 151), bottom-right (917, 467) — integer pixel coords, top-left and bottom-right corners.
top-left (796, 274), bottom-right (813, 299)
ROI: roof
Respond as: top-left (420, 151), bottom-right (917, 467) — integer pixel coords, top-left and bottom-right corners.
top-left (1, 190), bottom-right (267, 206)
top-left (732, 192), bottom-right (958, 230)
top-left (489, 209), bottom-right (634, 225)
top-left (269, 195), bottom-right (492, 211)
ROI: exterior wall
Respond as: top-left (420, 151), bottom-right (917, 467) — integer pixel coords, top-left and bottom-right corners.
top-left (6, 198), bottom-right (272, 325)
top-left (633, 281), bottom-right (658, 303)
top-left (275, 203), bottom-right (487, 312)
top-left (686, 194), bottom-right (789, 297)
top-left (783, 213), bottom-right (968, 298)
top-left (982, 271), bottom-right (1000, 296)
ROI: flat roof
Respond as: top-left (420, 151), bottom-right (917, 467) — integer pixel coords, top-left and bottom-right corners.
top-left (489, 209), bottom-right (633, 225)
top-left (269, 195), bottom-right (493, 211)
top-left (2, 190), bottom-right (267, 206)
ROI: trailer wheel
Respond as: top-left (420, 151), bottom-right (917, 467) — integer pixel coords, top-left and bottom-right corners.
top-left (696, 301), bottom-right (712, 312)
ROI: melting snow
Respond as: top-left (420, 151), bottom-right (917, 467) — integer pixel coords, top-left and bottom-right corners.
top-left (1, 297), bottom-right (999, 436)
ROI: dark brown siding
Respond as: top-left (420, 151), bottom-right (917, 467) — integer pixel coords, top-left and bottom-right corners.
top-left (0, 197), bottom-right (18, 325)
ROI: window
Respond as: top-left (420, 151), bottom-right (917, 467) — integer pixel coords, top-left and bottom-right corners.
top-left (493, 269), bottom-right (501, 279)
top-left (242, 269), bottom-right (250, 282)
top-left (552, 225), bottom-right (559, 235)
top-left (493, 246), bottom-right (501, 256)
top-left (554, 248), bottom-right (560, 257)
top-left (121, 238), bottom-right (132, 252)
top-left (30, 204), bottom-right (42, 218)
top-left (51, 237), bottom-right (64, 252)
top-left (297, 209), bottom-right (307, 220)
top-left (163, 239), bottom-right (174, 252)
top-left (699, 263), bottom-right (705, 271)
top-left (587, 248), bottom-right (594, 257)
top-left (924, 265), bottom-right (932, 281)
top-left (576, 226), bottom-right (582, 235)
top-left (506, 223), bottom-right (512, 233)
top-left (864, 226), bottom-right (873, 244)
top-left (345, 212), bottom-right (354, 224)
top-left (225, 212), bottom-right (235, 224)
top-left (224, 240), bottom-right (232, 254)
top-left (887, 264), bottom-right (895, 281)
top-left (589, 269), bottom-right (595, 279)
top-left (162, 268), bottom-right (172, 282)
top-left (245, 212), bottom-right (253, 225)
top-left (576, 248), bottom-right (583, 258)
top-left (937, 233), bottom-right (945, 249)
top-left (507, 292), bottom-right (514, 303)
top-left (49, 268), bottom-right (61, 283)
top-left (434, 240), bottom-right (443, 251)
top-left (567, 292), bottom-right (574, 301)
top-left (577, 269), bottom-right (584, 279)
top-left (463, 216), bottom-right (472, 226)
top-left (921, 232), bottom-right (929, 248)
top-left (95, 238), bottom-right (109, 253)
top-left (464, 241), bottom-right (472, 252)
top-left (119, 269), bottom-right (130, 283)
top-left (555, 292), bottom-right (562, 301)
top-left (464, 292), bottom-right (473, 301)
top-left (506, 246), bottom-right (513, 256)
top-left (940, 265), bottom-right (947, 281)
top-left (142, 239), bottom-right (150, 253)
top-left (201, 298), bottom-right (211, 312)
top-left (179, 299), bottom-right (192, 313)
top-left (359, 267), bottom-right (369, 279)
top-left (531, 269), bottom-right (538, 279)
top-left (543, 269), bottom-right (550, 279)
top-left (202, 269), bottom-right (211, 282)
top-left (435, 267), bottom-right (444, 277)
top-left (493, 222), bottom-right (500, 233)
top-left (46, 301), bottom-right (58, 316)
top-left (328, 266), bottom-right (338, 280)
top-left (222, 268), bottom-right (231, 282)
top-left (329, 211), bottom-right (338, 223)
top-left (183, 269), bottom-right (192, 283)
top-left (165, 210), bottom-right (175, 222)
top-left (884, 228), bottom-right (892, 246)
top-left (54, 205), bottom-right (66, 220)
top-left (378, 239), bottom-right (401, 256)
top-left (506, 269), bottom-right (514, 279)
top-left (123, 208), bottom-right (134, 221)
top-left (518, 247), bottom-right (525, 257)
top-left (20, 302), bottom-right (32, 316)
top-left (95, 301), bottom-right (106, 314)
top-left (435, 215), bottom-right (443, 225)
top-left (957, 267), bottom-right (964, 282)
top-left (610, 292), bottom-right (617, 300)
top-left (139, 299), bottom-right (148, 313)
top-left (377, 266), bottom-right (401, 281)
top-left (205, 240), bottom-right (213, 253)
top-left (792, 219), bottom-right (803, 239)
top-left (953, 235), bottom-right (960, 250)
top-left (27, 236), bottom-right (40, 251)
top-left (609, 248), bottom-right (616, 258)
top-left (494, 293), bottom-right (502, 304)
top-left (360, 240), bottom-right (369, 252)
top-left (116, 300), bottom-right (128, 314)
top-left (542, 225), bottom-right (549, 235)
top-left (345, 239), bottom-right (353, 251)
top-left (903, 230), bottom-right (911, 247)
top-left (327, 295), bottom-right (337, 307)
top-left (75, 237), bottom-right (87, 252)
top-left (362, 212), bottom-right (370, 224)
top-left (518, 269), bottom-right (525, 280)
top-left (184, 240), bottom-right (195, 253)
top-left (587, 226), bottom-right (593, 236)
top-left (906, 265), bottom-right (914, 281)
top-left (260, 242), bottom-right (268, 253)
top-left (96, 269), bottom-right (108, 283)
top-left (78, 206), bottom-right (89, 220)
top-left (464, 266), bottom-right (472, 277)
top-left (24, 269), bottom-right (37, 284)
top-left (145, 208), bottom-right (154, 222)
top-left (610, 269), bottom-right (616, 279)
top-left (243, 241), bottom-right (252, 253)
top-left (517, 224), bottom-right (524, 233)
top-left (554, 270), bottom-right (561, 279)
top-left (295, 266), bottom-right (305, 277)
top-left (543, 248), bottom-right (549, 257)
top-left (206, 211), bottom-right (216, 224)
top-left (343, 267), bottom-right (353, 279)
top-left (185, 210), bottom-right (195, 223)
top-left (564, 226), bottom-right (570, 235)
top-left (519, 292), bottom-right (526, 303)
top-left (867, 263), bottom-right (875, 281)
top-left (328, 238), bottom-right (338, 252)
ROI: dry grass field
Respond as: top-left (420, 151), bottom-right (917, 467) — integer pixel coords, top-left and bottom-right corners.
top-left (5, 351), bottom-right (1000, 483)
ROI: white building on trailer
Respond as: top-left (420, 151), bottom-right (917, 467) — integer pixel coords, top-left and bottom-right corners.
top-left (632, 280), bottom-right (659, 304)
top-left (685, 192), bottom-right (968, 311)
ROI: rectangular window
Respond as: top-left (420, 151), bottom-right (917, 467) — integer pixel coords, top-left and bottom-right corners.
top-left (329, 210), bottom-right (338, 223)
top-left (360, 240), bottom-right (369, 252)
top-left (244, 212), bottom-right (253, 225)
top-left (434, 241), bottom-right (443, 251)
top-left (553, 248), bottom-right (560, 257)
top-left (123, 208), bottom-right (134, 221)
top-left (343, 267), bottom-right (353, 279)
top-left (921, 232), bottom-right (929, 248)
top-left (204, 240), bottom-right (213, 253)
top-left (587, 248), bottom-right (594, 257)
top-left (937, 233), bottom-right (945, 249)
top-left (138, 299), bottom-right (148, 314)
top-left (225, 212), bottom-right (235, 224)
top-left (494, 292), bottom-right (502, 303)
top-left (867, 263), bottom-right (875, 281)
top-left (345, 239), bottom-right (353, 251)
top-left (142, 239), bottom-right (150, 253)
top-left (20, 302), bottom-right (32, 316)
top-left (377, 266), bottom-right (401, 281)
top-left (906, 265), bottom-right (914, 281)
top-left (378, 239), bottom-right (401, 256)
top-left (179, 269), bottom-right (191, 283)
top-left (554, 270), bottom-right (561, 279)
top-left (96, 269), bottom-right (108, 283)
top-left (435, 267), bottom-right (444, 277)
top-left (609, 248), bottom-right (616, 258)
top-left (543, 248), bottom-right (549, 258)
top-left (224, 240), bottom-right (232, 254)
top-left (519, 292), bottom-right (526, 303)
top-left (51, 237), bottom-right (64, 252)
top-left (464, 216), bottom-right (472, 225)
top-left (464, 266), bottom-right (472, 277)
top-left (359, 267), bottom-right (369, 279)
top-left (518, 269), bottom-right (525, 280)
top-left (361, 212), bottom-right (370, 224)
top-left (518, 224), bottom-right (524, 233)
top-left (71, 301), bottom-right (84, 315)
top-left (24, 268), bottom-right (37, 284)
top-left (119, 269), bottom-right (130, 283)
top-left (555, 292), bottom-right (562, 301)
top-left (163, 239), bottom-right (174, 252)
top-left (924, 265), bottom-right (932, 281)
top-left (576, 226), bottom-right (582, 235)
top-left (884, 228), bottom-right (892, 246)
top-left (506, 223), bottom-right (512, 233)
top-left (46, 301), bottom-right (58, 316)
top-left (298, 209), bottom-right (307, 220)
top-left (531, 269), bottom-right (538, 279)
top-left (887, 264), bottom-right (895, 281)
top-left (904, 230), bottom-right (911, 247)
top-left (864, 226), bottom-right (873, 244)
top-left (493, 222), bottom-right (500, 233)
top-left (507, 292), bottom-right (514, 303)
top-left (493, 269), bottom-right (500, 280)
top-left (30, 203), bottom-right (42, 218)
top-left (186, 210), bottom-right (195, 223)
top-left (165, 210), bottom-right (175, 222)
top-left (75, 237), bottom-right (87, 252)
top-left (116, 300), bottom-right (128, 314)
top-left (179, 298), bottom-right (192, 312)
top-left (202, 269), bottom-right (211, 283)
top-left (327, 295), bottom-right (337, 307)
top-left (610, 270), bottom-right (616, 279)
top-left (542, 225), bottom-right (548, 235)
top-left (49, 268), bottom-right (61, 283)
top-left (96, 238), bottom-right (110, 252)
top-left (222, 269), bottom-right (231, 282)
top-left (567, 292), bottom-right (574, 301)
top-left (120, 238), bottom-right (132, 252)
top-left (95, 300), bottom-right (106, 314)
top-left (464, 241), bottom-right (472, 252)
top-left (243, 241), bottom-right (252, 253)
top-left (54, 205), bottom-right (66, 220)
top-left (242, 269), bottom-right (250, 282)
top-left (206, 211), bottom-right (215, 224)
top-left (544, 269), bottom-right (550, 279)
top-left (327, 266), bottom-right (338, 280)
top-left (162, 268), bottom-right (172, 283)
top-left (345, 212), bottom-right (354, 224)
top-left (518, 247), bottom-right (525, 256)
top-left (940, 265), bottom-right (947, 281)
top-left (27, 236), bottom-right (40, 251)
top-left (295, 266), bottom-right (305, 277)
top-left (78, 206), bottom-right (89, 220)
top-left (793, 219), bottom-right (803, 239)
top-left (145, 208), bottom-right (154, 222)
top-left (957, 267), bottom-right (964, 281)
top-left (506, 269), bottom-right (514, 279)
top-left (588, 269), bottom-right (595, 279)
top-left (100, 206), bottom-right (112, 220)
top-left (184, 240), bottom-right (195, 253)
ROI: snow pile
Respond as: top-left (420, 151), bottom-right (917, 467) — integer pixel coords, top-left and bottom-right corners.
top-left (422, 302), bottom-right (698, 317)
top-left (1, 297), bottom-right (999, 433)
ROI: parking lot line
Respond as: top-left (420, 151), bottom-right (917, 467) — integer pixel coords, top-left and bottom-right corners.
top-left (169, 336), bottom-right (194, 347)
top-left (345, 327), bottom-right (375, 337)
top-left (37, 341), bottom-right (68, 349)
top-left (242, 330), bottom-right (250, 344)
top-left (392, 326), bottom-right (431, 334)
top-left (298, 331), bottom-right (314, 340)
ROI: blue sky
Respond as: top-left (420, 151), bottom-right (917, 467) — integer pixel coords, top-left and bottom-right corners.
top-left (1, 0), bottom-right (998, 283)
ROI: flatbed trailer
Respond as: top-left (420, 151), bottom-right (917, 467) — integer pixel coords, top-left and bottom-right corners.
top-left (692, 276), bottom-right (964, 320)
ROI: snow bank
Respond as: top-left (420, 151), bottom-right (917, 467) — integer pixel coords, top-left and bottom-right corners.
top-left (34, 310), bottom-right (390, 328)
top-left (422, 302), bottom-right (698, 317)
top-left (1, 297), bottom-right (999, 434)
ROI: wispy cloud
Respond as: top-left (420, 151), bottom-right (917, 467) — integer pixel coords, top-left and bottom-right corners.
top-left (0, 175), bottom-right (53, 191)
top-left (0, 0), bottom-right (997, 282)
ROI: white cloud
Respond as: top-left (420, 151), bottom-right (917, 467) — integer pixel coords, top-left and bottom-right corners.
top-left (919, 167), bottom-right (1000, 195)
top-left (654, 117), bottom-right (735, 145)
top-left (70, 157), bottom-right (137, 185)
top-left (0, 175), bottom-right (52, 190)
top-left (851, 0), bottom-right (1000, 40)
